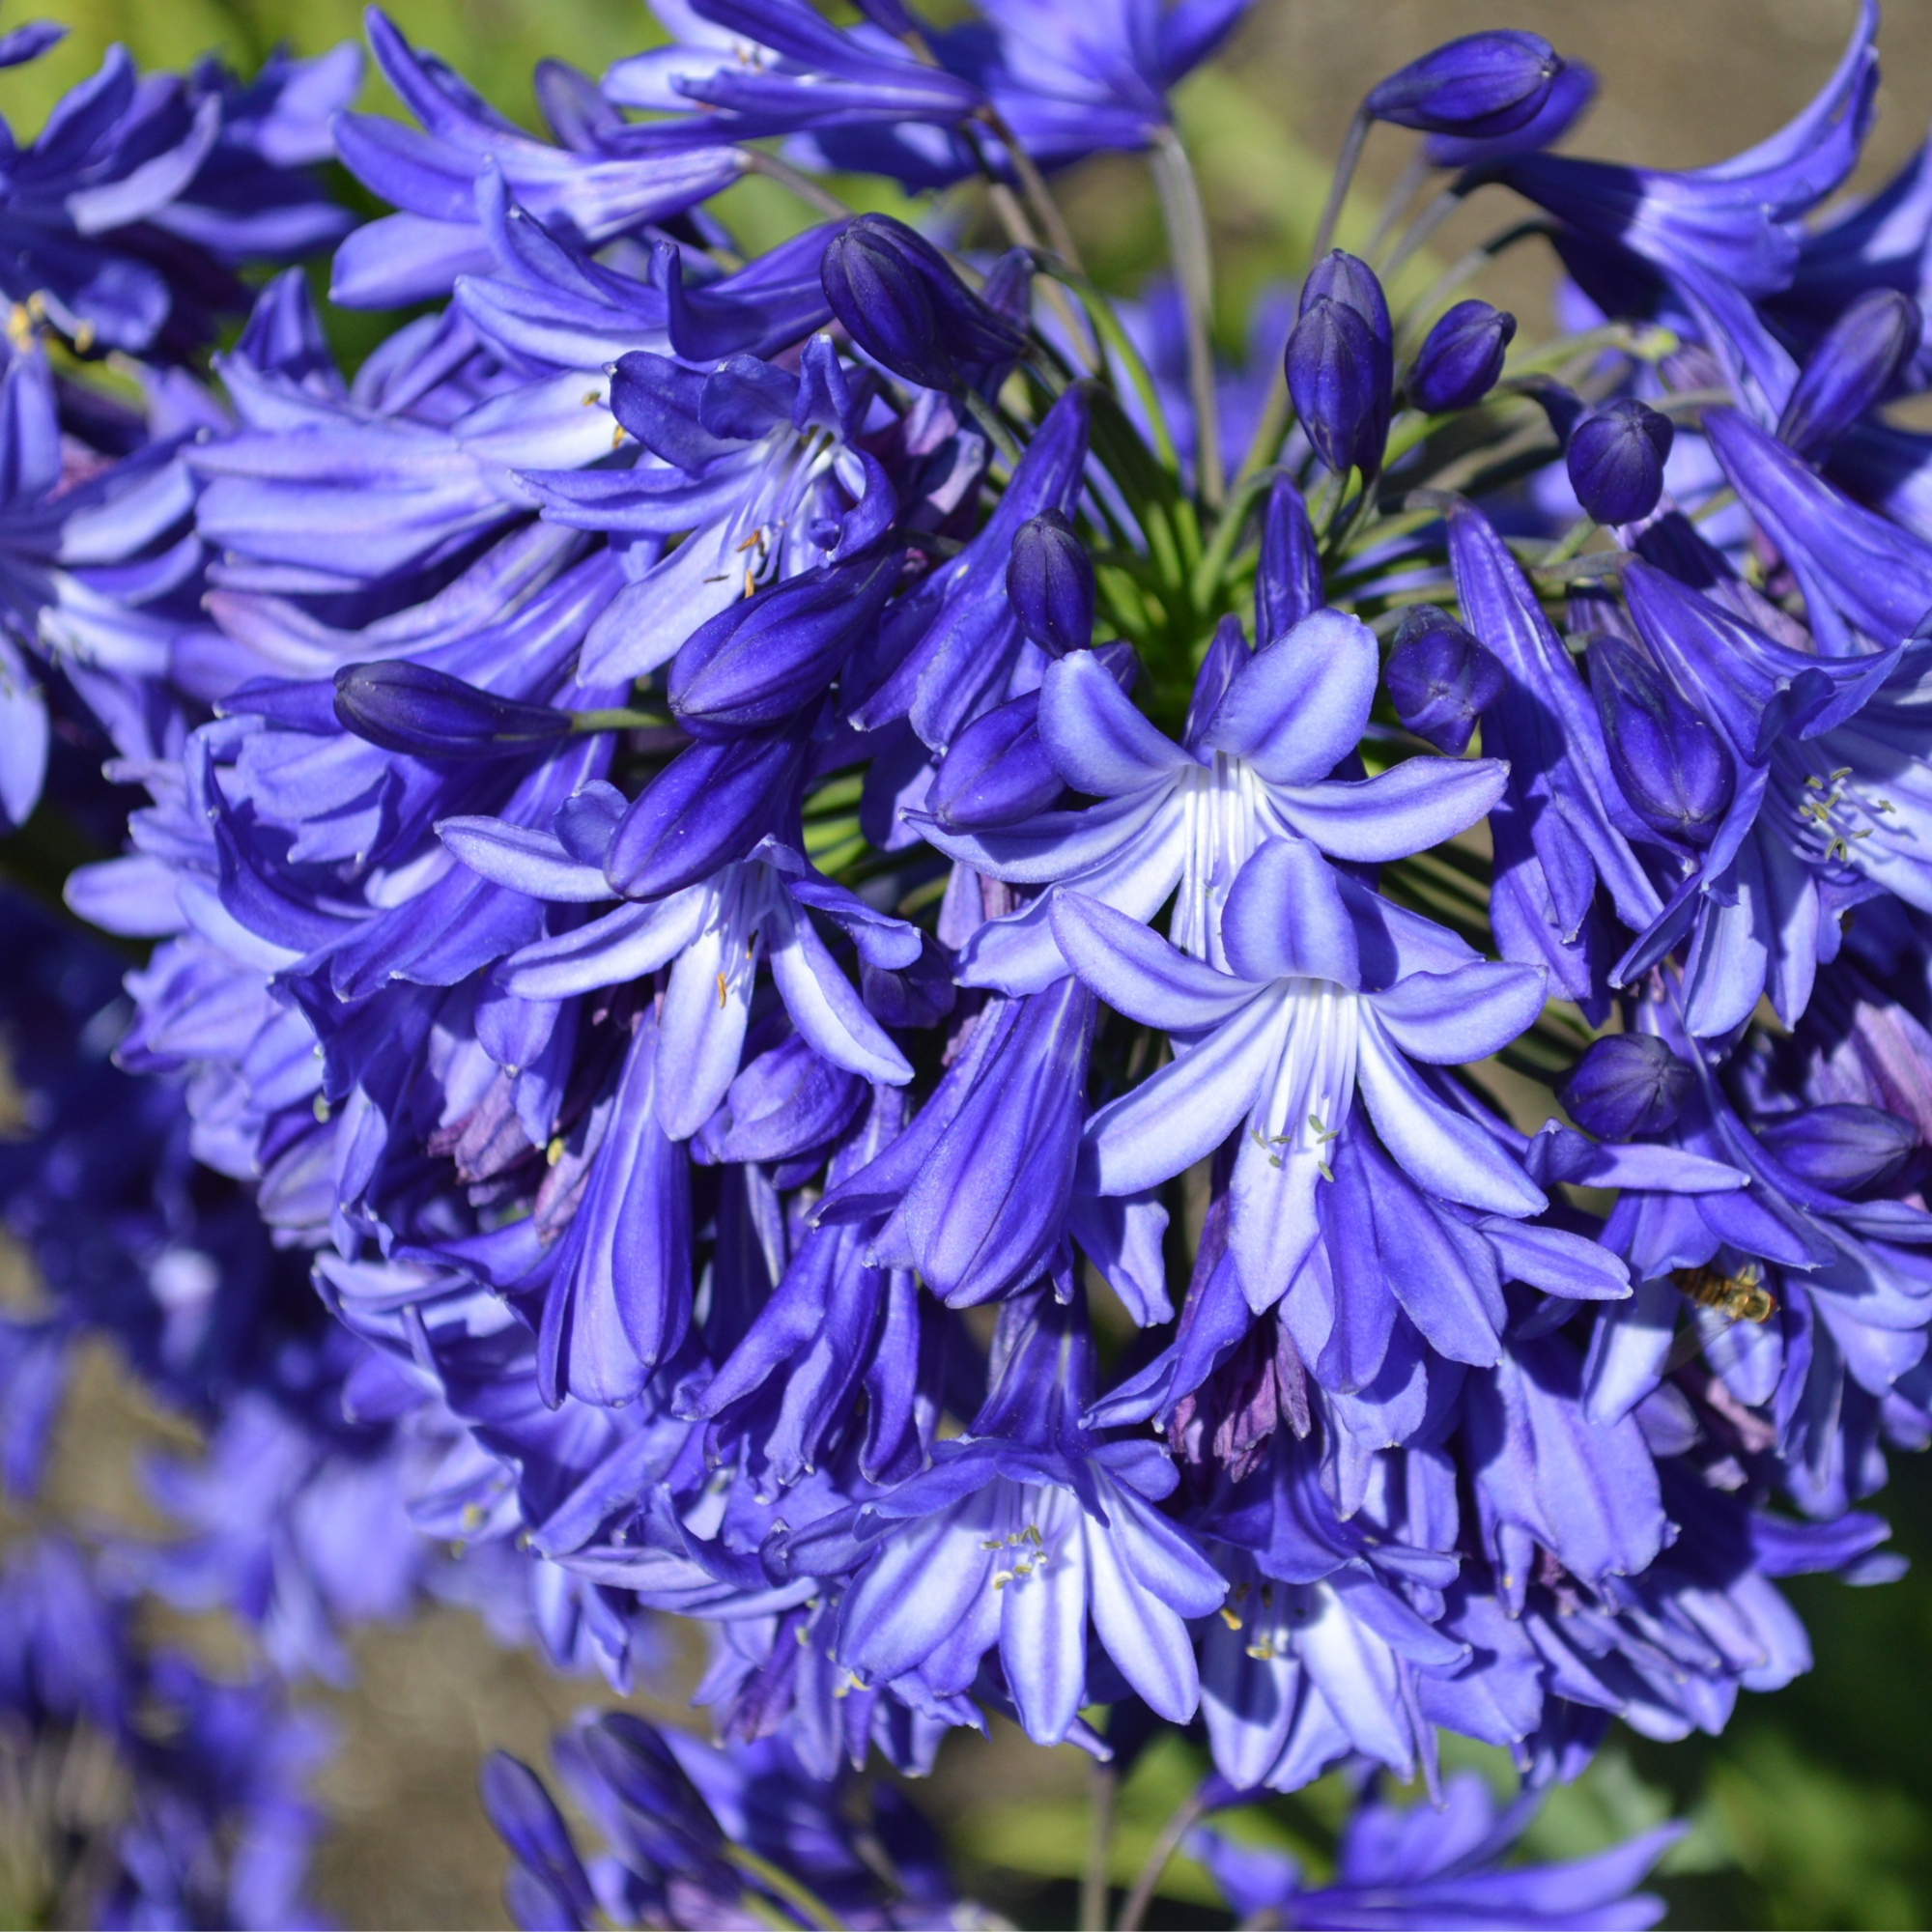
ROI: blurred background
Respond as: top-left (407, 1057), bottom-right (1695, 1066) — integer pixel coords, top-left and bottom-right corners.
top-left (5, 1), bottom-right (1932, 1926)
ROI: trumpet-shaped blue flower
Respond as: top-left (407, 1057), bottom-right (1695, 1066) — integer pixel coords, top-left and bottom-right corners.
top-left (1196, 1767), bottom-right (1677, 1932)
top-left (781, 1293), bottom-right (1225, 1747)
top-left (1055, 837), bottom-right (1548, 1317)
top-left (918, 608), bottom-right (1507, 993)
top-left (1606, 546), bottom-right (1904, 1037)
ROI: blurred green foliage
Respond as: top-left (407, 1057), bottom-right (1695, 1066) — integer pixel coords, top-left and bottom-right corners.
top-left (15, 3), bottom-right (1932, 1924)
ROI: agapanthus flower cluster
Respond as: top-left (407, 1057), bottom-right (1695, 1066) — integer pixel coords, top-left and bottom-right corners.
top-left (8, 0), bottom-right (1932, 1921)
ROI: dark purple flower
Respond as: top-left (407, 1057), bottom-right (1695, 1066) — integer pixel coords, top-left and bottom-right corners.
top-left (1408, 298), bottom-right (1517, 412)
top-left (1287, 252), bottom-right (1392, 478)
top-left (821, 213), bottom-right (1028, 392)
top-left (1755, 1101), bottom-right (1917, 1194)
top-left (1776, 287), bottom-right (1921, 458)
top-left (668, 546), bottom-right (905, 736)
top-left (1365, 32), bottom-right (1562, 139)
top-left (1423, 61), bottom-right (1598, 168)
top-left (1561, 1035), bottom-right (1695, 1142)
top-left (1254, 474), bottom-right (1322, 644)
top-left (1567, 399), bottom-right (1674, 526)
top-left (332, 661), bottom-right (577, 759)
top-left (1585, 629), bottom-right (1734, 846)
top-left (1006, 509), bottom-right (1094, 656)
top-left (1385, 604), bottom-right (1506, 754)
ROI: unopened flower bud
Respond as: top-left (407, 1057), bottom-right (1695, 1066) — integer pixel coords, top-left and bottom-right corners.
top-left (1301, 248), bottom-right (1391, 347)
top-left (1365, 31), bottom-right (1562, 138)
top-left (1567, 398), bottom-right (1673, 525)
top-left (1287, 281), bottom-right (1395, 478)
top-left (1776, 288), bottom-right (1921, 459)
top-left (821, 213), bottom-right (1027, 392)
top-left (1006, 510), bottom-right (1094, 656)
top-left (1560, 1034), bottom-right (1693, 1141)
top-left (1757, 1103), bottom-right (1918, 1195)
top-left (1424, 62), bottom-right (1597, 167)
top-left (1585, 631), bottom-right (1733, 845)
top-left (1385, 604), bottom-right (1505, 753)
top-left (1407, 299), bottom-right (1516, 412)
top-left (332, 662), bottom-right (572, 759)
top-left (930, 690), bottom-right (1061, 829)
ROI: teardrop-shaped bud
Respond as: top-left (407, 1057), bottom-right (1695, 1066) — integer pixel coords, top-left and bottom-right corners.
top-left (1385, 604), bottom-right (1505, 753)
top-left (1757, 1102), bottom-right (1918, 1195)
top-left (1365, 31), bottom-right (1562, 138)
top-left (1424, 61), bottom-right (1597, 168)
top-left (1300, 248), bottom-right (1391, 348)
top-left (1255, 475), bottom-right (1322, 645)
top-left (580, 1715), bottom-right (724, 1873)
top-left (1776, 288), bottom-right (1921, 459)
top-left (1286, 297), bottom-right (1388, 477)
top-left (1006, 509), bottom-right (1094, 656)
top-left (930, 690), bottom-right (1060, 829)
top-left (606, 727), bottom-right (808, 899)
top-left (669, 548), bottom-right (902, 737)
top-left (332, 662), bottom-right (572, 760)
top-left (821, 213), bottom-right (1028, 392)
top-left (1560, 1033), bottom-right (1693, 1141)
top-left (1585, 631), bottom-right (1732, 845)
top-left (1567, 398), bottom-right (1674, 525)
top-left (1407, 299), bottom-right (1517, 412)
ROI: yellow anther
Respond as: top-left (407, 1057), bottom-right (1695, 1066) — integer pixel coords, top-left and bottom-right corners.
top-left (716, 970), bottom-right (729, 1010)
top-left (313, 1094), bottom-right (331, 1123)
top-left (546, 1135), bottom-right (565, 1167)
top-left (582, 389), bottom-right (602, 406)
top-left (1218, 1606), bottom-right (1243, 1632)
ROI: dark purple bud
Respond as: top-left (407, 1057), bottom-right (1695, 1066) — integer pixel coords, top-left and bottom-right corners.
top-left (1757, 1103), bottom-right (1918, 1195)
top-left (1776, 288), bottom-right (1922, 460)
top-left (907, 980), bottom-right (1096, 1309)
top-left (480, 1754), bottom-right (596, 1929)
top-left (1560, 1034), bottom-right (1693, 1141)
top-left (862, 931), bottom-right (956, 1029)
top-left (1255, 475), bottom-right (1322, 644)
top-left (1585, 631), bottom-right (1733, 846)
top-left (1566, 398), bottom-right (1674, 525)
top-left (580, 1716), bottom-right (725, 1874)
top-left (1385, 604), bottom-right (1505, 753)
top-left (931, 690), bottom-right (1059, 829)
top-left (606, 728), bottom-right (808, 899)
top-left (821, 213), bottom-right (1028, 392)
top-left (1300, 248), bottom-right (1391, 347)
top-left (705, 1030), bottom-right (867, 1165)
top-left (1407, 298), bottom-right (1517, 412)
top-left (1006, 509), bottom-right (1094, 656)
top-left (332, 662), bottom-right (572, 760)
top-left (1424, 61), bottom-right (1598, 167)
top-left (1365, 31), bottom-right (1562, 138)
top-left (1286, 297), bottom-right (1389, 477)
top-left (669, 549), bottom-right (902, 737)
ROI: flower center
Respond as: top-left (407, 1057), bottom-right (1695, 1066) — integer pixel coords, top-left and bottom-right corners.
top-left (1172, 754), bottom-right (1276, 969)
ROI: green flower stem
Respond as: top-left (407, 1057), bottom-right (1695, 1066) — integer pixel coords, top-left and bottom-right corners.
top-left (1151, 126), bottom-right (1223, 509)
top-left (724, 1842), bottom-right (846, 1931)
top-left (1114, 1788), bottom-right (1207, 1932)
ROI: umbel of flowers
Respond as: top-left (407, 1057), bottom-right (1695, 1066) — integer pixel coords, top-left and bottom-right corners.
top-left (5, 0), bottom-right (1932, 1923)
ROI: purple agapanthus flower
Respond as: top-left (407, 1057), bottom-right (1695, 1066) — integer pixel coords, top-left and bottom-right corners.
top-left (1193, 1767), bottom-right (1680, 1931)
top-left (918, 606), bottom-right (1508, 994)
top-left (1056, 837), bottom-right (1546, 1319)
top-left (780, 1292), bottom-right (1224, 1746)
